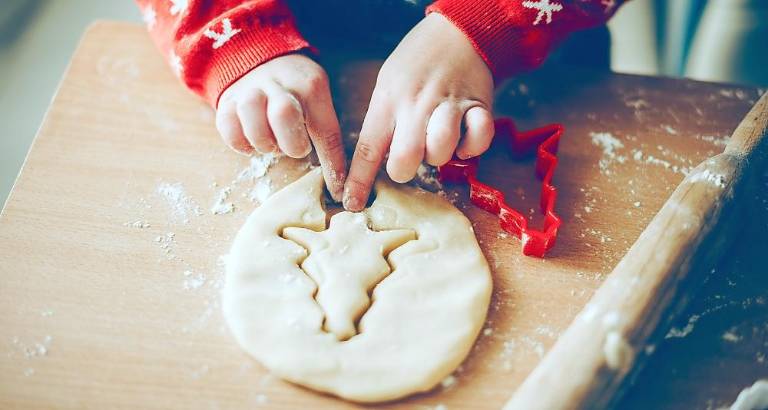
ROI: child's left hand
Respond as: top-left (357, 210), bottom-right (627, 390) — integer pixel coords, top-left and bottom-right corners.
top-left (343, 13), bottom-right (495, 211)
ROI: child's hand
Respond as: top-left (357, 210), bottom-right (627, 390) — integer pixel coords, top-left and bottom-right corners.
top-left (216, 54), bottom-right (347, 201)
top-left (343, 13), bottom-right (495, 211)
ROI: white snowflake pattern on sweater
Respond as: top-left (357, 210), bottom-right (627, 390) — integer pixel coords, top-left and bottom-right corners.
top-left (142, 5), bottom-right (157, 29)
top-left (169, 0), bottom-right (188, 16)
top-left (203, 18), bottom-right (242, 49)
top-left (522, 0), bottom-right (563, 25)
top-left (170, 51), bottom-right (183, 77)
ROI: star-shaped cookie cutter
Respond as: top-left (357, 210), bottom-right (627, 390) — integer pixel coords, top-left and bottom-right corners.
top-left (437, 118), bottom-right (564, 258)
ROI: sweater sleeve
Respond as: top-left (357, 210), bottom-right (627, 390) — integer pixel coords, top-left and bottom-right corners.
top-left (135, 0), bottom-right (311, 107)
top-left (426, 0), bottom-right (625, 79)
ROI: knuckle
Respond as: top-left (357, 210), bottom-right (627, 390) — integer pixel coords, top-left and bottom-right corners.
top-left (369, 87), bottom-right (392, 106)
top-left (271, 100), bottom-right (295, 118)
top-left (270, 94), bottom-right (302, 120)
top-left (374, 66), bottom-right (390, 85)
top-left (250, 130), bottom-right (271, 144)
top-left (253, 141), bottom-right (276, 154)
top-left (345, 175), bottom-right (368, 192)
top-left (355, 140), bottom-right (381, 163)
top-left (320, 132), bottom-right (344, 154)
top-left (305, 71), bottom-right (329, 93)
top-left (239, 91), bottom-right (264, 108)
top-left (375, 62), bottom-right (399, 85)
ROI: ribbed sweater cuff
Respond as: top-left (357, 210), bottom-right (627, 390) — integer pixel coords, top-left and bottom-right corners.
top-left (427, 0), bottom-right (545, 79)
top-left (203, 23), bottom-right (310, 107)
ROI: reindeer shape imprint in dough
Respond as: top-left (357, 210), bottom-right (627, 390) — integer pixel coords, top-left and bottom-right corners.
top-left (283, 212), bottom-right (415, 341)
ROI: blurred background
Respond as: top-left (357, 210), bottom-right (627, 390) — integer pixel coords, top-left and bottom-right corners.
top-left (0, 0), bottom-right (766, 205)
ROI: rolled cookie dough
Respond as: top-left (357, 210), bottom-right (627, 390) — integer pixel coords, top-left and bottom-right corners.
top-left (223, 168), bottom-right (492, 402)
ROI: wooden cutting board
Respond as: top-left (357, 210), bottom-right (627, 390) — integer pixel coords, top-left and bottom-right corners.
top-left (0, 21), bottom-right (762, 409)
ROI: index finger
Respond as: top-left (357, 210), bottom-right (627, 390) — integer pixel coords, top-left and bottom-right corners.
top-left (343, 102), bottom-right (394, 212)
top-left (302, 83), bottom-right (347, 202)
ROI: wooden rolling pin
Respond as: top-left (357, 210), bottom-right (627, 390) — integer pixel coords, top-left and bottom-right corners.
top-left (505, 90), bottom-right (768, 410)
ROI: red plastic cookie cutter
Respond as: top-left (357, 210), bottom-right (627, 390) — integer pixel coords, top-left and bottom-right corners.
top-left (437, 118), bottom-right (563, 258)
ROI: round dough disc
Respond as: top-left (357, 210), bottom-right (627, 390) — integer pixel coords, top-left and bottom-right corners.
top-left (223, 168), bottom-right (492, 402)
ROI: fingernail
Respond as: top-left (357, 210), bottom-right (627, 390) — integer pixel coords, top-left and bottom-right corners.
top-left (254, 145), bottom-right (275, 155)
top-left (343, 194), bottom-right (363, 212)
top-left (331, 187), bottom-right (344, 203)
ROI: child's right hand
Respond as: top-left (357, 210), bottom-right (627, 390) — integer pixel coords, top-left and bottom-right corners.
top-left (216, 54), bottom-right (347, 201)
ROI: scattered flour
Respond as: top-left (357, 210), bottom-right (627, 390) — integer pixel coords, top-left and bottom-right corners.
top-left (520, 335), bottom-right (546, 359)
top-left (209, 152), bottom-right (279, 212)
top-left (236, 153), bottom-right (278, 183)
top-left (210, 187), bottom-right (235, 215)
top-left (12, 335), bottom-right (53, 359)
top-left (624, 98), bottom-right (649, 111)
top-left (722, 330), bottom-right (742, 343)
top-left (689, 169), bottom-right (727, 188)
top-left (440, 374), bottom-right (457, 389)
top-left (698, 134), bottom-right (730, 147)
top-left (631, 149), bottom-right (691, 175)
top-left (727, 379), bottom-right (768, 410)
top-left (155, 232), bottom-right (178, 260)
top-left (590, 132), bottom-right (627, 175)
top-left (499, 339), bottom-right (516, 371)
top-left (254, 394), bottom-right (268, 405)
top-left (180, 255), bottom-right (228, 334)
top-left (665, 314), bottom-right (700, 339)
top-left (183, 270), bottom-right (207, 290)
top-left (157, 182), bottom-right (202, 223)
top-left (718, 88), bottom-right (750, 101)
top-left (535, 326), bottom-right (558, 339)
top-left (123, 220), bottom-right (151, 229)
top-left (189, 364), bottom-right (209, 380)
top-left (644, 344), bottom-right (656, 355)
top-left (661, 125), bottom-right (678, 135)
top-left (247, 177), bottom-right (273, 203)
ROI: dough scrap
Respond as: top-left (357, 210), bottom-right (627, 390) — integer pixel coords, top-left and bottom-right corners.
top-left (223, 168), bottom-right (492, 402)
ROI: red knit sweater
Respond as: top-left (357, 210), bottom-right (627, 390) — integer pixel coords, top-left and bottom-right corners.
top-left (135, 0), bottom-right (623, 107)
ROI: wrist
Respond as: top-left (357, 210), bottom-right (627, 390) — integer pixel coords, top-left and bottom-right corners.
top-left (426, 0), bottom-right (551, 79)
top-left (207, 26), bottom-right (312, 108)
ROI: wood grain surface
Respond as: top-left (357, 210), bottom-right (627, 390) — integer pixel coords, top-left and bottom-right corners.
top-left (0, 21), bottom-right (765, 409)
top-left (505, 91), bottom-right (768, 409)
